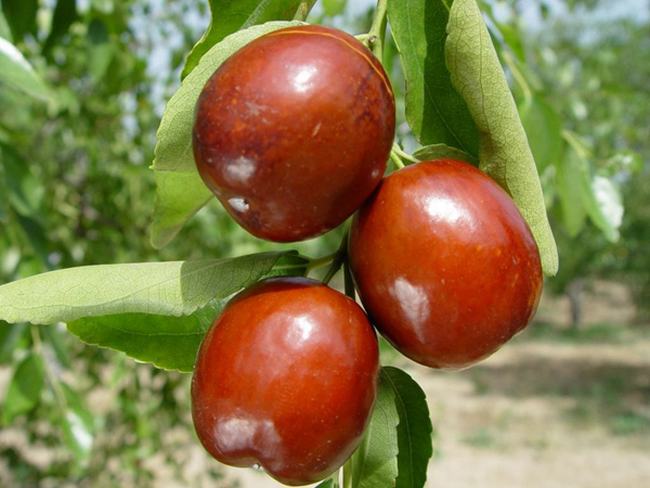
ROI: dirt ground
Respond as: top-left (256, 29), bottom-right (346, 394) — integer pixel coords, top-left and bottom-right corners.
top-left (223, 282), bottom-right (650, 488)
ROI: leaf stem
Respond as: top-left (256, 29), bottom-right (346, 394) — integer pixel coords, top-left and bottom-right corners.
top-left (503, 51), bottom-right (532, 101)
top-left (293, 0), bottom-right (317, 21)
top-left (392, 142), bottom-right (419, 164)
top-left (367, 0), bottom-right (389, 59)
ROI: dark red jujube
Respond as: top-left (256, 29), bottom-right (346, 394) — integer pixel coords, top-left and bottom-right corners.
top-left (193, 24), bottom-right (395, 242)
top-left (191, 277), bottom-right (379, 486)
top-left (349, 160), bottom-right (543, 369)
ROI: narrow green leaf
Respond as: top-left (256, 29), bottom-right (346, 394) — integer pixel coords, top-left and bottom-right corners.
top-left (383, 367), bottom-right (433, 488)
top-left (0, 9), bottom-right (11, 40)
top-left (43, 0), bottom-right (77, 54)
top-left (151, 21), bottom-right (303, 248)
top-left (413, 143), bottom-right (478, 166)
top-left (87, 18), bottom-right (113, 82)
top-left (2, 352), bottom-right (44, 424)
top-left (0, 37), bottom-right (51, 101)
top-left (348, 369), bottom-right (399, 488)
top-left (520, 96), bottom-right (563, 171)
top-left (59, 382), bottom-right (94, 466)
top-left (0, 252), bottom-right (298, 325)
top-left (387, 0), bottom-right (479, 155)
top-left (323, 0), bottom-right (346, 16)
top-left (559, 140), bottom-right (622, 242)
top-left (555, 151), bottom-right (586, 237)
top-left (181, 1), bottom-right (314, 79)
top-left (1, 0), bottom-right (37, 40)
top-left (446, 0), bottom-right (559, 275)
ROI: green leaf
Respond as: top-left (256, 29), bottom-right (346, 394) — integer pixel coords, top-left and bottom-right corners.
top-left (0, 143), bottom-right (44, 216)
top-left (0, 323), bottom-right (27, 363)
top-left (151, 21), bottom-right (303, 248)
top-left (0, 9), bottom-right (11, 40)
top-left (67, 304), bottom-right (220, 373)
top-left (446, 0), bottom-right (558, 276)
top-left (559, 136), bottom-right (622, 242)
top-left (384, 367), bottom-right (433, 488)
top-left (59, 382), bottom-right (94, 466)
top-left (520, 96), bottom-right (563, 171)
top-left (349, 367), bottom-right (433, 488)
top-left (87, 18), bottom-right (113, 82)
top-left (0, 252), bottom-right (301, 325)
top-left (66, 252), bottom-right (308, 372)
top-left (413, 143), bottom-right (478, 166)
top-left (555, 151), bottom-right (586, 237)
top-left (323, 0), bottom-right (346, 16)
top-left (181, 1), bottom-right (314, 79)
top-left (43, 0), bottom-right (77, 55)
top-left (387, 0), bottom-right (479, 155)
top-left (2, 352), bottom-right (44, 424)
top-left (1, 0), bottom-right (37, 40)
top-left (348, 368), bottom-right (399, 488)
top-left (0, 37), bottom-right (51, 101)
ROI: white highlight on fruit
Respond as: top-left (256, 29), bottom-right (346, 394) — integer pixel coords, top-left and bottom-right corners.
top-left (390, 277), bottom-right (430, 343)
top-left (215, 416), bottom-right (281, 453)
top-left (424, 195), bottom-right (469, 225)
top-left (286, 314), bottom-right (317, 346)
top-left (291, 64), bottom-right (318, 93)
top-left (228, 197), bottom-right (250, 213)
top-left (225, 156), bottom-right (257, 184)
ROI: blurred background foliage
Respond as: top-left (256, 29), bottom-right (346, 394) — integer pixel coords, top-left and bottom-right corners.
top-left (0, 0), bottom-right (647, 485)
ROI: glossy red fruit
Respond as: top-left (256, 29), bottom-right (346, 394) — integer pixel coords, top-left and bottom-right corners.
top-left (349, 160), bottom-right (543, 369)
top-left (193, 24), bottom-right (395, 242)
top-left (191, 277), bottom-right (379, 486)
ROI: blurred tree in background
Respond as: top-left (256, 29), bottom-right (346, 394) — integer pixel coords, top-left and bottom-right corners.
top-left (0, 0), bottom-right (647, 485)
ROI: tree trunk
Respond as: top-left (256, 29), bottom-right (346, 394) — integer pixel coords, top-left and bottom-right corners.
top-left (566, 279), bottom-right (585, 329)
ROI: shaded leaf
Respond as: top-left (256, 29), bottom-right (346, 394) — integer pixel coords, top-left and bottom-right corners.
top-left (348, 368), bottom-right (399, 488)
top-left (446, 0), bottom-right (558, 275)
top-left (182, 1), bottom-right (314, 79)
top-left (43, 0), bottom-right (78, 55)
top-left (2, 352), bottom-right (44, 424)
top-left (384, 367), bottom-right (433, 488)
top-left (0, 37), bottom-right (51, 101)
top-left (67, 303), bottom-right (221, 373)
top-left (413, 143), bottom-right (478, 166)
top-left (520, 95), bottom-right (563, 171)
top-left (151, 21), bottom-right (302, 248)
top-left (0, 252), bottom-right (301, 325)
top-left (555, 151), bottom-right (587, 237)
top-left (1, 0), bottom-right (37, 40)
top-left (315, 479), bottom-right (336, 488)
top-left (59, 382), bottom-right (94, 466)
top-left (87, 18), bottom-right (113, 82)
top-left (387, 0), bottom-right (479, 154)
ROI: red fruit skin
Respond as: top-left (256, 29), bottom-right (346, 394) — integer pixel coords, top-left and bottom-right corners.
top-left (349, 160), bottom-right (543, 370)
top-left (191, 278), bottom-right (379, 486)
top-left (193, 24), bottom-right (395, 242)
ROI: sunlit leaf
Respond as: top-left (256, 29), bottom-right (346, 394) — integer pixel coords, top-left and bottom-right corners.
top-left (0, 37), bottom-right (51, 101)
top-left (2, 352), bottom-right (44, 424)
top-left (0, 252), bottom-right (304, 325)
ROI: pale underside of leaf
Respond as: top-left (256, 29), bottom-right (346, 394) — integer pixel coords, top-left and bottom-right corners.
top-left (445, 0), bottom-right (559, 275)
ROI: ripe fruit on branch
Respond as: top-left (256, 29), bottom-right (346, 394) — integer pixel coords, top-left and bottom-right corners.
top-left (191, 277), bottom-right (379, 486)
top-left (349, 160), bottom-right (543, 369)
top-left (193, 25), bottom-right (396, 242)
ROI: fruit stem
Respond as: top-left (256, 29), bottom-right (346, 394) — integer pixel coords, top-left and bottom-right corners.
top-left (392, 142), bottom-right (419, 164)
top-left (367, 0), bottom-right (389, 59)
top-left (293, 0), bottom-right (317, 21)
top-left (390, 151), bottom-right (405, 169)
top-left (321, 233), bottom-right (349, 284)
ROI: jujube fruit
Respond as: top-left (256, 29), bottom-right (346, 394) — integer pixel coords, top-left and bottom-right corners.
top-left (191, 277), bottom-right (379, 486)
top-left (193, 24), bottom-right (396, 242)
top-left (349, 159), bottom-right (543, 369)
